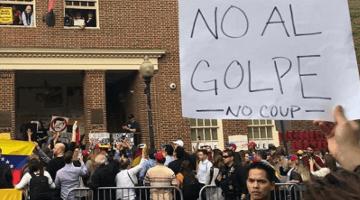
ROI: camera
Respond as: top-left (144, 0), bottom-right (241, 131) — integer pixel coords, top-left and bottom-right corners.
top-left (169, 83), bottom-right (177, 90)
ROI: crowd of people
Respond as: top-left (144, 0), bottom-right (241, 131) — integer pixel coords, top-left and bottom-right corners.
top-left (0, 106), bottom-right (359, 200)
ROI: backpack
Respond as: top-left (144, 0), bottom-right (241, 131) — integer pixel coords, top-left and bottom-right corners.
top-left (29, 172), bottom-right (51, 200)
top-left (208, 166), bottom-right (215, 185)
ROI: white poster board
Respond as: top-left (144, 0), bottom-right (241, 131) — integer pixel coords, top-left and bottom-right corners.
top-left (228, 135), bottom-right (249, 151)
top-left (179, 0), bottom-right (360, 120)
top-left (89, 133), bottom-right (111, 149)
top-left (112, 133), bottom-right (134, 148)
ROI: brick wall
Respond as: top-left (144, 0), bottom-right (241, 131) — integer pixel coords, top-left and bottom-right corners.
top-left (0, 71), bottom-right (16, 137)
top-left (288, 121), bottom-right (318, 131)
top-left (222, 120), bottom-right (249, 145)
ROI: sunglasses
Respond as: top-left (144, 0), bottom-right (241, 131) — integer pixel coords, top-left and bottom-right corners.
top-left (223, 155), bottom-right (230, 158)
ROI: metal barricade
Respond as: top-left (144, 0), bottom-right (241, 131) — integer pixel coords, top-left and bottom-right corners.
top-left (199, 185), bottom-right (224, 200)
top-left (273, 183), bottom-right (305, 200)
top-left (199, 183), bottom-right (304, 200)
top-left (96, 186), bottom-right (183, 200)
top-left (67, 187), bottom-right (94, 200)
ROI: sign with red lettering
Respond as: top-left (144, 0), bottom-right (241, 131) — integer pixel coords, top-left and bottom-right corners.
top-left (179, 0), bottom-right (360, 120)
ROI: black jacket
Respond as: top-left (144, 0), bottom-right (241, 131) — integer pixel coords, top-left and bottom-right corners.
top-left (215, 164), bottom-right (247, 199)
top-left (168, 159), bottom-right (183, 175)
top-left (47, 156), bottom-right (65, 181)
top-left (0, 162), bottom-right (13, 188)
top-left (90, 163), bottom-right (117, 200)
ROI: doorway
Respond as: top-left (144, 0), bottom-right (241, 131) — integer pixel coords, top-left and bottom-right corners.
top-left (15, 71), bottom-right (84, 139)
top-left (106, 71), bottom-right (137, 133)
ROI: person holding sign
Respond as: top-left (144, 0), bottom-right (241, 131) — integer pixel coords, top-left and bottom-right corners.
top-left (304, 106), bottom-right (360, 199)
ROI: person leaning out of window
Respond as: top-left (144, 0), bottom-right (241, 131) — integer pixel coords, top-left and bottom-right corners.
top-left (22, 5), bottom-right (34, 27)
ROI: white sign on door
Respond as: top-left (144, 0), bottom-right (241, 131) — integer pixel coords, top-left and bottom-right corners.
top-left (179, 0), bottom-right (360, 121)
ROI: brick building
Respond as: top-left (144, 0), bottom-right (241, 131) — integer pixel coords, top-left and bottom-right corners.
top-left (0, 0), bottom-right (331, 152)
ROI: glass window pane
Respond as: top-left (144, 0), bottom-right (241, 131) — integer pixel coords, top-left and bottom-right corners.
top-left (260, 120), bottom-right (266, 125)
top-left (198, 119), bottom-right (204, 126)
top-left (253, 120), bottom-right (259, 125)
top-left (254, 128), bottom-right (260, 139)
top-left (191, 129), bottom-right (197, 141)
top-left (198, 129), bottom-right (205, 140)
top-left (260, 127), bottom-right (266, 138)
top-left (211, 119), bottom-right (218, 126)
top-left (267, 127), bottom-right (273, 138)
top-left (205, 129), bottom-right (211, 140)
top-left (266, 120), bottom-right (272, 125)
top-left (211, 128), bottom-right (218, 140)
top-left (190, 119), bottom-right (196, 127)
top-left (247, 127), bottom-right (253, 136)
top-left (205, 119), bottom-right (211, 126)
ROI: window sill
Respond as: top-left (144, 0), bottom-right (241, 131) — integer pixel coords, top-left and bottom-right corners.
top-left (64, 26), bottom-right (99, 30)
top-left (0, 25), bottom-right (36, 28)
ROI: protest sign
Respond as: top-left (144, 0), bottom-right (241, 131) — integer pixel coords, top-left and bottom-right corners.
top-left (49, 116), bottom-right (69, 134)
top-left (0, 7), bottom-right (13, 25)
top-left (228, 135), bottom-right (249, 151)
top-left (89, 132), bottom-right (110, 149)
top-left (112, 133), bottom-right (134, 148)
top-left (179, 0), bottom-right (360, 120)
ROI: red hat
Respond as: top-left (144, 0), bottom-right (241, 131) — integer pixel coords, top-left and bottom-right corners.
top-left (289, 155), bottom-right (298, 161)
top-left (155, 151), bottom-right (165, 162)
top-left (82, 150), bottom-right (89, 157)
top-left (228, 143), bottom-right (237, 151)
top-left (248, 141), bottom-right (256, 149)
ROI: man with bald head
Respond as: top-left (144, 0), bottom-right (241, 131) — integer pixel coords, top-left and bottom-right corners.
top-left (47, 142), bottom-right (66, 180)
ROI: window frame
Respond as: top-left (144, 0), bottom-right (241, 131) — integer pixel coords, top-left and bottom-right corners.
top-left (63, 0), bottom-right (100, 29)
top-left (247, 120), bottom-right (275, 140)
top-left (0, 0), bottom-right (36, 28)
top-left (190, 119), bottom-right (220, 142)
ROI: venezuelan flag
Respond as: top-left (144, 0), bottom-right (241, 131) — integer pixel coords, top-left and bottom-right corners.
top-left (0, 140), bottom-right (35, 185)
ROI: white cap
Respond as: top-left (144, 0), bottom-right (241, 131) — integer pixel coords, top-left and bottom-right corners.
top-left (173, 139), bottom-right (184, 147)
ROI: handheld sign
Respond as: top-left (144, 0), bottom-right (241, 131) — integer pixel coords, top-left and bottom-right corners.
top-left (179, 0), bottom-right (360, 121)
top-left (89, 133), bottom-right (111, 149)
top-left (49, 116), bottom-right (69, 133)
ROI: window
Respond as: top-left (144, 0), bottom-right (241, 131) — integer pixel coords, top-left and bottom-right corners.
top-left (0, 0), bottom-right (35, 27)
top-left (247, 120), bottom-right (274, 140)
top-left (64, 0), bottom-right (99, 28)
top-left (190, 119), bottom-right (219, 142)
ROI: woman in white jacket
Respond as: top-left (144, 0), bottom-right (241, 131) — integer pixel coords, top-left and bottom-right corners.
top-left (115, 147), bottom-right (147, 200)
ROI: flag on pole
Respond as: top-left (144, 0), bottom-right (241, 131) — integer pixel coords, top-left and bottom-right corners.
top-left (48, 0), bottom-right (56, 12)
top-left (0, 140), bottom-right (35, 185)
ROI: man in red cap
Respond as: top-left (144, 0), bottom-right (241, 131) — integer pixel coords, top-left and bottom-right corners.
top-left (144, 151), bottom-right (178, 199)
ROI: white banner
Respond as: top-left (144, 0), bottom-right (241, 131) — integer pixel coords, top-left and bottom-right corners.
top-left (179, 0), bottom-right (360, 120)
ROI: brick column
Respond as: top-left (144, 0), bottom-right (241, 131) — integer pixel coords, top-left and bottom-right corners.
top-left (83, 71), bottom-right (107, 137)
top-left (222, 120), bottom-right (249, 145)
top-left (0, 71), bottom-right (16, 138)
